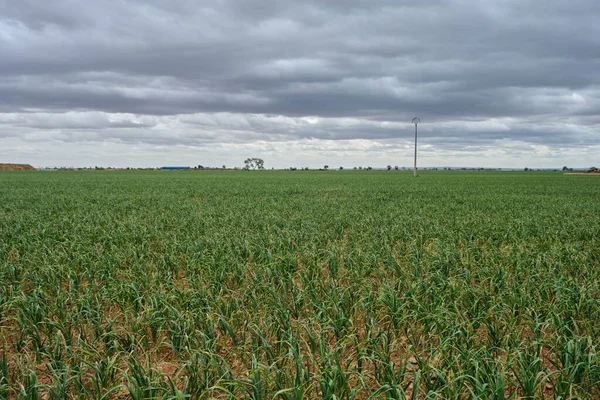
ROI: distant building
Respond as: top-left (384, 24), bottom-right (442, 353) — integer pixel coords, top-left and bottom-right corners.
top-left (161, 166), bottom-right (190, 170)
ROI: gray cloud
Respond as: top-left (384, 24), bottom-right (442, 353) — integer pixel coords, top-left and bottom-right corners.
top-left (1, 0), bottom-right (599, 167)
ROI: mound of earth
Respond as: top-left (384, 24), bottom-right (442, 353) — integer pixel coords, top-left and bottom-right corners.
top-left (0, 163), bottom-right (35, 171)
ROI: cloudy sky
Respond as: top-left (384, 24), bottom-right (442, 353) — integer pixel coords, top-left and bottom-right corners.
top-left (1, 0), bottom-right (599, 168)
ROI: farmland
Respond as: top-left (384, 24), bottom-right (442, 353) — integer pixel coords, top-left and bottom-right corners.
top-left (1, 170), bottom-right (599, 399)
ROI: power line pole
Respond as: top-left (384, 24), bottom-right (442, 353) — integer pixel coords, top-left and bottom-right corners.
top-left (412, 117), bottom-right (420, 176)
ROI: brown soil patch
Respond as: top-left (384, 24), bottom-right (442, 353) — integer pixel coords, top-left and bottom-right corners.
top-left (0, 163), bottom-right (35, 171)
top-left (563, 172), bottom-right (600, 175)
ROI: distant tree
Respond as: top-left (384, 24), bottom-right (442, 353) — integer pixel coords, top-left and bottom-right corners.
top-left (524, 167), bottom-right (529, 171)
top-left (198, 165), bottom-right (204, 169)
top-left (358, 166), bottom-right (363, 170)
top-left (387, 165), bottom-right (392, 171)
top-left (367, 166), bottom-right (373, 171)
top-left (244, 158), bottom-right (265, 170)
top-left (562, 166), bottom-right (568, 171)
top-left (222, 165), bottom-right (226, 169)
top-left (353, 167), bottom-right (357, 170)
top-left (324, 165), bottom-right (329, 170)
top-left (339, 166), bottom-right (343, 170)
top-left (394, 166), bottom-right (399, 170)
top-left (588, 166), bottom-right (598, 173)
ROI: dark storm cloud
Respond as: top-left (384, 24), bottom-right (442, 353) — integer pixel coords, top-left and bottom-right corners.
top-left (1, 0), bottom-right (599, 155)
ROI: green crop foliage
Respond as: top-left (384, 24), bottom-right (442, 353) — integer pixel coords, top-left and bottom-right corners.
top-left (1, 170), bottom-right (599, 399)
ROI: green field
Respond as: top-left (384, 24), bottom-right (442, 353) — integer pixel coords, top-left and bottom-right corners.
top-left (1, 171), bottom-right (599, 399)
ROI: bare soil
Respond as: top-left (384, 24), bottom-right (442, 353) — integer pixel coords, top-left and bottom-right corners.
top-left (0, 163), bottom-right (35, 171)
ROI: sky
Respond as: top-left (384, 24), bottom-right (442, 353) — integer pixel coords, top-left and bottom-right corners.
top-left (1, 0), bottom-right (599, 169)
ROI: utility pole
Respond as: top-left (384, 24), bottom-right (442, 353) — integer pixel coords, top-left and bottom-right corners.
top-left (412, 117), bottom-right (420, 176)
